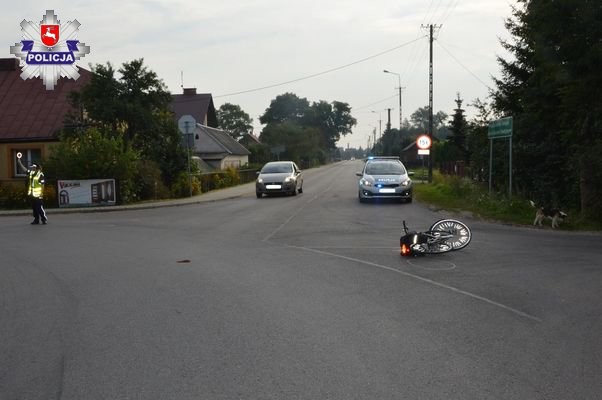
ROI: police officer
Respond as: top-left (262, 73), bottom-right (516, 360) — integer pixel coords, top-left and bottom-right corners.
top-left (17, 152), bottom-right (47, 225)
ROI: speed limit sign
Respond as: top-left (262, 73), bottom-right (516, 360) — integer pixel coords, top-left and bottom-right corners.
top-left (416, 135), bottom-right (432, 150)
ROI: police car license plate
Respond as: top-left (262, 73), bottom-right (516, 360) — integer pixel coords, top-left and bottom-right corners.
top-left (379, 188), bottom-right (396, 193)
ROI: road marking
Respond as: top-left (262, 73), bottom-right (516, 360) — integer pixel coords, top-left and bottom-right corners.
top-left (406, 258), bottom-right (457, 271)
top-left (261, 163), bottom-right (541, 322)
top-left (261, 195), bottom-right (318, 242)
top-left (262, 166), bottom-right (343, 242)
top-left (288, 245), bottom-right (542, 323)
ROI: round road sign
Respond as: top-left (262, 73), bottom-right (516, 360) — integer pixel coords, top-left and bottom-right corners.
top-left (416, 135), bottom-right (432, 150)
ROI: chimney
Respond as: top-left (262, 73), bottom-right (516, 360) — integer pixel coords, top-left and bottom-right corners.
top-left (183, 88), bottom-right (197, 95)
top-left (0, 58), bottom-right (19, 71)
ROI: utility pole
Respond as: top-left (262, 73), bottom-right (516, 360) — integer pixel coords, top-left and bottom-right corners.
top-left (421, 23), bottom-right (441, 183)
top-left (372, 110), bottom-right (383, 138)
top-left (398, 85), bottom-right (405, 130)
top-left (386, 108), bottom-right (392, 133)
top-left (383, 70), bottom-right (405, 131)
top-left (373, 128), bottom-right (376, 154)
top-left (428, 24), bottom-right (433, 183)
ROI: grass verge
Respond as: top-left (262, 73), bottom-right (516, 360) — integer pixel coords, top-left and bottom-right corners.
top-left (411, 171), bottom-right (600, 231)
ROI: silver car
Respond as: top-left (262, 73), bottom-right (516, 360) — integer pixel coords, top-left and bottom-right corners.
top-left (256, 161), bottom-right (303, 198)
top-left (356, 157), bottom-right (413, 203)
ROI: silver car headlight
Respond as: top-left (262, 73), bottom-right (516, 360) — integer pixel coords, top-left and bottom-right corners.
top-left (401, 179), bottom-right (411, 187)
top-left (284, 176), bottom-right (293, 183)
top-left (257, 178), bottom-right (263, 183)
top-left (360, 178), bottom-right (373, 187)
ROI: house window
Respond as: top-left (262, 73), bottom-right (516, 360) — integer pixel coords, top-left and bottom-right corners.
top-left (223, 159), bottom-right (241, 169)
top-left (12, 149), bottom-right (41, 177)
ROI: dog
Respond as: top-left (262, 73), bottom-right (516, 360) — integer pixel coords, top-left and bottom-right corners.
top-left (529, 201), bottom-right (567, 229)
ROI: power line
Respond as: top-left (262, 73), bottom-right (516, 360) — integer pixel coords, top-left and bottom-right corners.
top-left (420, 0), bottom-right (437, 26)
top-left (354, 94), bottom-right (399, 112)
top-left (214, 36), bottom-right (426, 98)
top-left (400, 33), bottom-right (428, 87)
top-left (439, 0), bottom-right (460, 26)
top-left (435, 40), bottom-right (492, 90)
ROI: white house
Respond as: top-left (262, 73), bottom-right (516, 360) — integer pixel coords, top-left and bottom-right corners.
top-left (193, 124), bottom-right (250, 171)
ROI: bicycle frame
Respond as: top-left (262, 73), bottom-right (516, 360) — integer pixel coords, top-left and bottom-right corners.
top-left (400, 219), bottom-right (471, 256)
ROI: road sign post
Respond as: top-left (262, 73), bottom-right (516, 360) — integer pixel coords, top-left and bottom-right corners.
top-left (488, 117), bottom-right (513, 198)
top-left (178, 115), bottom-right (196, 197)
top-left (416, 135), bottom-right (431, 178)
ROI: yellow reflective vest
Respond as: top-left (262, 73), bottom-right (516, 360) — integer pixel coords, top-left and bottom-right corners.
top-left (28, 170), bottom-right (44, 198)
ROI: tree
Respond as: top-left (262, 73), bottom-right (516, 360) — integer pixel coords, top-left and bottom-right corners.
top-left (305, 100), bottom-right (357, 151)
top-left (260, 121), bottom-right (325, 167)
top-left (216, 103), bottom-right (253, 139)
top-left (447, 93), bottom-right (468, 162)
top-left (44, 128), bottom-right (140, 203)
top-left (259, 93), bottom-right (310, 125)
top-left (118, 59), bottom-right (173, 145)
top-left (63, 59), bottom-right (188, 191)
top-left (259, 92), bottom-right (356, 160)
top-left (492, 0), bottom-right (602, 216)
top-left (410, 107), bottom-right (448, 137)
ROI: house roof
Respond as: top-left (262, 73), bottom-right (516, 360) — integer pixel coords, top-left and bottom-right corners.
top-left (402, 141), bottom-right (416, 152)
top-left (0, 58), bottom-right (92, 143)
top-left (239, 132), bottom-right (261, 146)
top-left (196, 124), bottom-right (251, 158)
top-left (191, 155), bottom-right (214, 172)
top-left (171, 88), bottom-right (218, 128)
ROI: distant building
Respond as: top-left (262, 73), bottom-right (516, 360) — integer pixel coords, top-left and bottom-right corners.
top-left (238, 132), bottom-right (261, 148)
top-left (400, 141), bottom-right (423, 168)
top-left (170, 87), bottom-right (218, 128)
top-left (170, 88), bottom-right (250, 171)
top-left (193, 124), bottom-right (250, 171)
top-left (0, 58), bottom-right (92, 185)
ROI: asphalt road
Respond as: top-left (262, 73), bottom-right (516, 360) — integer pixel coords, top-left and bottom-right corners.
top-left (1, 161), bottom-right (601, 399)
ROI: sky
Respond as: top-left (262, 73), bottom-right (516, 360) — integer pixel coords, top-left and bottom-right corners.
top-left (2, 0), bottom-right (517, 149)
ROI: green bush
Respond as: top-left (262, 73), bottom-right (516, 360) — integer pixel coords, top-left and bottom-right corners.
top-left (0, 182), bottom-right (57, 209)
top-left (44, 128), bottom-right (140, 204)
top-left (0, 183), bottom-right (28, 209)
top-left (197, 169), bottom-right (243, 193)
top-left (222, 167), bottom-right (241, 187)
top-left (135, 160), bottom-right (171, 200)
top-left (414, 172), bottom-right (535, 225)
top-left (170, 172), bottom-right (201, 198)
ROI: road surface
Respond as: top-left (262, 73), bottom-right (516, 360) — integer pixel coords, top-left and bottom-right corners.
top-left (1, 161), bottom-right (601, 399)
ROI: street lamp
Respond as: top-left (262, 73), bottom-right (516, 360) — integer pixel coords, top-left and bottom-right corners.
top-left (383, 69), bottom-right (404, 130)
top-left (371, 110), bottom-right (383, 139)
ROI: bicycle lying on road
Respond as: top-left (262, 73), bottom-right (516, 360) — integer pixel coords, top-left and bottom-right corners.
top-left (400, 219), bottom-right (472, 256)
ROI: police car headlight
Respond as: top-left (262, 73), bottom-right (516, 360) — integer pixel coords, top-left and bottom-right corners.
top-left (401, 179), bottom-right (412, 187)
top-left (360, 178), bottom-right (373, 187)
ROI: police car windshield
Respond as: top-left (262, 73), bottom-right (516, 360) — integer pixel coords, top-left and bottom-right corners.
top-left (365, 161), bottom-right (405, 175)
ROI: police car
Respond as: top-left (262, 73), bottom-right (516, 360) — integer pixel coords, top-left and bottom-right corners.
top-left (356, 156), bottom-right (413, 203)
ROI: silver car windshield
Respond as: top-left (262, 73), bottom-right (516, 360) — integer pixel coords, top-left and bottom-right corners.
top-left (262, 163), bottom-right (293, 173)
top-left (365, 162), bottom-right (405, 175)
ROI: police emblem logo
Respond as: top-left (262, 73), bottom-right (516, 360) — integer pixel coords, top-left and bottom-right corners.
top-left (9, 10), bottom-right (90, 90)
top-left (40, 24), bottom-right (59, 47)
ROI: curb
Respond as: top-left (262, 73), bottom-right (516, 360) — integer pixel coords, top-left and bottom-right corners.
top-left (0, 182), bottom-right (255, 217)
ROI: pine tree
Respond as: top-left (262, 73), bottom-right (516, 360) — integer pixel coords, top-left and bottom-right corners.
top-left (448, 93), bottom-right (468, 162)
top-left (493, 0), bottom-right (602, 218)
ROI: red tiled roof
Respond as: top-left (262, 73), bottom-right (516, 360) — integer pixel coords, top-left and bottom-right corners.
top-left (0, 58), bottom-right (92, 142)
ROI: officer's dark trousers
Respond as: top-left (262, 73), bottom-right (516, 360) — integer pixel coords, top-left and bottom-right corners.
top-left (31, 197), bottom-right (47, 223)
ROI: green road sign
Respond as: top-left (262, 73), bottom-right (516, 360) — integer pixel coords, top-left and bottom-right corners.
top-left (488, 116), bottom-right (513, 139)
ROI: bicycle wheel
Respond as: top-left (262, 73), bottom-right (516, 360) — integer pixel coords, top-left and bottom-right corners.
top-left (428, 219), bottom-right (472, 251)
